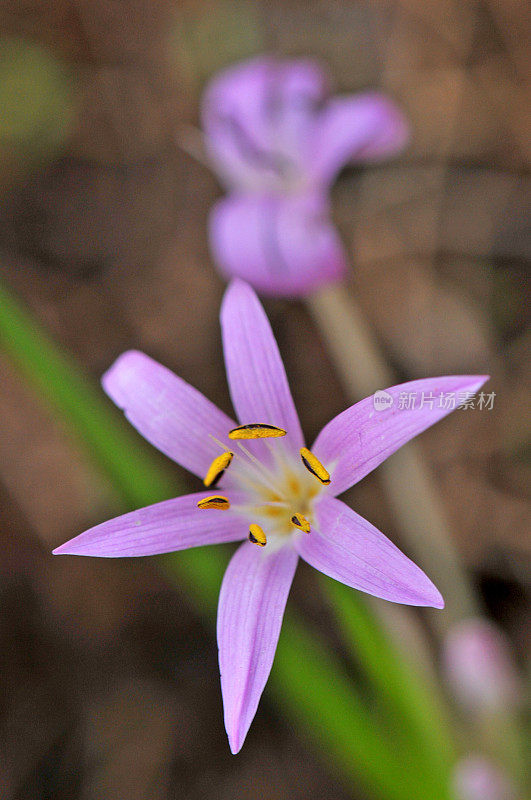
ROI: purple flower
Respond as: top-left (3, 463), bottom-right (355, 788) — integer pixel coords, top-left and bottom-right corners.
top-left (202, 56), bottom-right (409, 296)
top-left (202, 56), bottom-right (408, 194)
top-left (54, 280), bottom-right (487, 753)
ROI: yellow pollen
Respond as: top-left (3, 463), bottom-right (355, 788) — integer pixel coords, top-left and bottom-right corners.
top-left (287, 475), bottom-right (300, 495)
top-left (228, 423), bottom-right (286, 440)
top-left (264, 491), bottom-right (282, 503)
top-left (197, 495), bottom-right (231, 510)
top-left (290, 513), bottom-right (310, 533)
top-left (203, 451), bottom-right (233, 487)
top-left (249, 523), bottom-right (267, 547)
top-left (300, 447), bottom-right (330, 485)
top-left (261, 504), bottom-right (285, 522)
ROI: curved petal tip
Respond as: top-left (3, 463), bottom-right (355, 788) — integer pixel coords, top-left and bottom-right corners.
top-left (101, 349), bottom-right (144, 407)
top-left (228, 729), bottom-right (245, 755)
top-left (430, 586), bottom-right (445, 610)
top-left (52, 543), bottom-right (70, 556)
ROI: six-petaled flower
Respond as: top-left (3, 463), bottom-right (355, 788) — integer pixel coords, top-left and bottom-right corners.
top-left (54, 280), bottom-right (488, 753)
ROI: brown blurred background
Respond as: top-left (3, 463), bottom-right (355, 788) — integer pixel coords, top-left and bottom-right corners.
top-left (0, 1), bottom-right (529, 798)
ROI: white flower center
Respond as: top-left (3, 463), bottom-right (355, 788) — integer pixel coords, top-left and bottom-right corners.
top-left (200, 428), bottom-right (331, 549)
top-left (222, 442), bottom-right (329, 551)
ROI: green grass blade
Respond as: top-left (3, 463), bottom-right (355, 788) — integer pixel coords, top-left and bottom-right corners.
top-left (273, 612), bottom-right (451, 800)
top-left (324, 578), bottom-right (456, 794)
top-left (0, 281), bottom-right (176, 507)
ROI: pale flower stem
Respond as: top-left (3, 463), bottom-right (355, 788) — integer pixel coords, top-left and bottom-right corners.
top-left (174, 124), bottom-right (209, 167)
top-left (306, 282), bottom-right (481, 634)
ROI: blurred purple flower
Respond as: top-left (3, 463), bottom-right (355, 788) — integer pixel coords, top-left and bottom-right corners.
top-left (202, 57), bottom-right (408, 194)
top-left (210, 192), bottom-right (346, 296)
top-left (453, 757), bottom-right (516, 800)
top-left (54, 280), bottom-right (487, 753)
top-left (443, 618), bottom-right (522, 711)
top-left (202, 56), bottom-right (409, 296)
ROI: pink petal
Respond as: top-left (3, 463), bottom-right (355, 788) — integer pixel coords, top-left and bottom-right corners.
top-left (202, 57), bottom-right (277, 192)
top-left (217, 541), bottom-right (298, 753)
top-left (311, 93), bottom-right (409, 186)
top-left (296, 496), bottom-right (443, 607)
top-left (313, 375), bottom-right (489, 497)
top-left (210, 194), bottom-right (347, 297)
top-left (220, 280), bottom-right (304, 450)
top-left (53, 491), bottom-right (248, 557)
top-left (202, 56), bottom-right (326, 192)
top-left (265, 59), bottom-right (328, 171)
top-left (102, 350), bottom-right (236, 481)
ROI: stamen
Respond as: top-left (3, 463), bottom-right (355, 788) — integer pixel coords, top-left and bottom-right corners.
top-left (248, 523), bottom-right (267, 547)
top-left (290, 513), bottom-right (311, 533)
top-left (229, 423), bottom-right (286, 440)
top-left (208, 434), bottom-right (232, 452)
top-left (235, 442), bottom-right (283, 494)
top-left (203, 451), bottom-right (234, 487)
top-left (197, 495), bottom-right (231, 510)
top-left (300, 447), bottom-right (331, 485)
top-left (206, 435), bottom-right (278, 495)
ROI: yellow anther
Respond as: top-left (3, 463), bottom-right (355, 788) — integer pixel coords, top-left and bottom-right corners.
top-left (248, 523), bottom-right (267, 547)
top-left (203, 451), bottom-right (234, 488)
top-left (228, 423), bottom-right (286, 440)
top-left (197, 495), bottom-right (231, 510)
top-left (290, 513), bottom-right (311, 533)
top-left (300, 447), bottom-right (331, 485)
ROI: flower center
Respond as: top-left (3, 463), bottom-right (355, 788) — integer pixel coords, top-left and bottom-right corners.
top-left (199, 424), bottom-right (330, 549)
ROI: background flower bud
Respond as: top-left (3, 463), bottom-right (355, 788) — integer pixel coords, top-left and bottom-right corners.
top-left (452, 756), bottom-right (516, 800)
top-left (443, 618), bottom-right (521, 710)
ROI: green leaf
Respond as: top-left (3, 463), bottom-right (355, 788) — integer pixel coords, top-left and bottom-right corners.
top-left (324, 578), bottom-right (456, 796)
top-left (272, 613), bottom-right (449, 800)
top-left (0, 281), bottom-right (176, 508)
